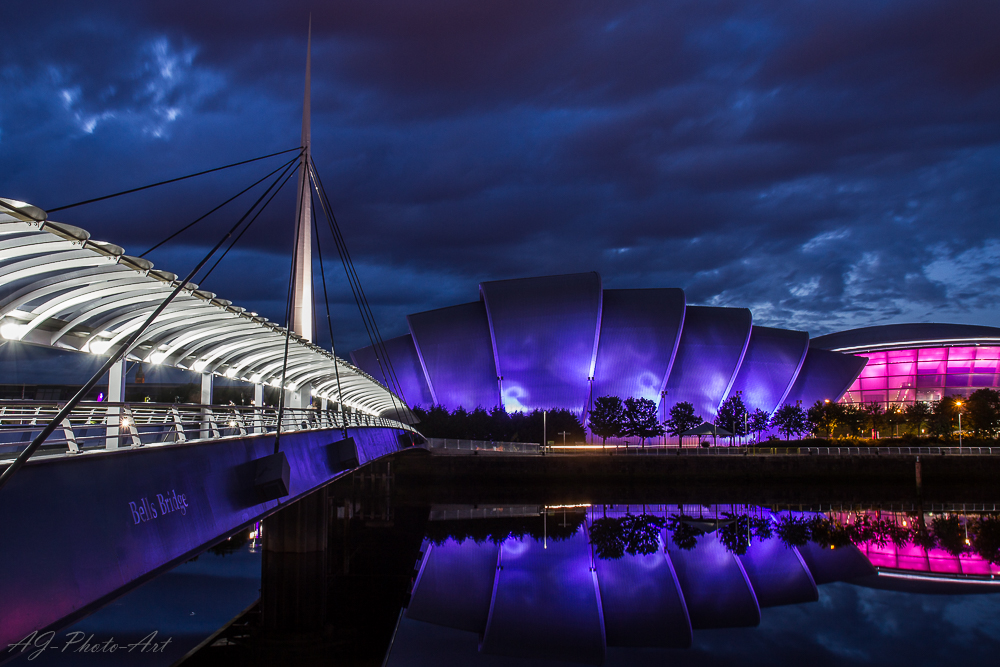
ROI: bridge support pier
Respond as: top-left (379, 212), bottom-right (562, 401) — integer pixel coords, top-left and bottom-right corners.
top-left (261, 486), bottom-right (329, 633)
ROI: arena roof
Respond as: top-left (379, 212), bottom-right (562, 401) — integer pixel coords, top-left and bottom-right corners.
top-left (810, 323), bottom-right (1000, 353)
top-left (0, 197), bottom-right (406, 417)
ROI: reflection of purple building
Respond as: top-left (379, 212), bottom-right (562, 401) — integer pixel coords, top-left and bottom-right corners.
top-left (352, 273), bottom-right (865, 420)
top-left (811, 323), bottom-right (1000, 407)
top-left (395, 507), bottom-right (874, 665)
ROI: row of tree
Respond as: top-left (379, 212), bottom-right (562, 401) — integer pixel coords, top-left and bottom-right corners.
top-left (411, 387), bottom-right (1000, 445)
top-left (410, 405), bottom-right (585, 443)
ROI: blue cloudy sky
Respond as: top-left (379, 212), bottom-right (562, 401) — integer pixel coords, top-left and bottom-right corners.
top-left (4, 1), bottom-right (1000, 354)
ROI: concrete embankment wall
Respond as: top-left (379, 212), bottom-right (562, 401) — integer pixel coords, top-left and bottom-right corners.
top-left (392, 449), bottom-right (1000, 506)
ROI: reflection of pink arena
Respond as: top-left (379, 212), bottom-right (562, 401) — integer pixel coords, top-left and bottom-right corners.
top-left (811, 323), bottom-right (1000, 407)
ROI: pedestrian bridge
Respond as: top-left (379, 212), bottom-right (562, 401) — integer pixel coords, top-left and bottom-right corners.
top-left (0, 400), bottom-right (416, 655)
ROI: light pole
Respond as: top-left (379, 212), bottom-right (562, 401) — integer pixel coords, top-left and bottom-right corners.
top-left (543, 410), bottom-right (547, 454)
top-left (559, 430), bottom-right (569, 446)
top-left (956, 400), bottom-right (963, 447)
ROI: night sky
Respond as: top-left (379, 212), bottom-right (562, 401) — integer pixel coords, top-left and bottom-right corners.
top-left (4, 1), bottom-right (1000, 355)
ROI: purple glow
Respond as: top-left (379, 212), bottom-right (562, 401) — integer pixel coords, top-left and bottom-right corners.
top-left (662, 305), bottom-right (752, 421)
top-left (480, 527), bottom-right (605, 664)
top-left (843, 345), bottom-right (1000, 405)
top-left (480, 273), bottom-right (602, 415)
top-left (407, 301), bottom-right (499, 410)
top-left (725, 326), bottom-right (809, 414)
top-left (407, 539), bottom-right (499, 632)
top-left (592, 288), bottom-right (685, 407)
top-left (350, 334), bottom-right (433, 407)
top-left (783, 347), bottom-right (868, 408)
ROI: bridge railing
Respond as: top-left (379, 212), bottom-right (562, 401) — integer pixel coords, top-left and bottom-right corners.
top-left (422, 438), bottom-right (542, 455)
top-left (591, 444), bottom-right (1000, 456)
top-left (0, 400), bottom-right (415, 459)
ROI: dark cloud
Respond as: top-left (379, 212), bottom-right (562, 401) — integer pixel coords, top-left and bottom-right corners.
top-left (3, 0), bottom-right (1000, 353)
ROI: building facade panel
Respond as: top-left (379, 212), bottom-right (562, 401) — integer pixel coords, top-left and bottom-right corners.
top-left (662, 305), bottom-right (752, 421)
top-left (406, 539), bottom-right (499, 633)
top-left (406, 301), bottom-right (499, 410)
top-left (841, 345), bottom-right (1000, 405)
top-left (592, 288), bottom-right (685, 405)
top-left (480, 273), bottom-right (602, 415)
top-left (782, 346), bottom-right (867, 409)
top-left (349, 334), bottom-right (433, 408)
top-left (724, 326), bottom-right (809, 414)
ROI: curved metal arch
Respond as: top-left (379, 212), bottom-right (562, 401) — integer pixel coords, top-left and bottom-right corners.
top-left (163, 318), bottom-right (272, 359)
top-left (156, 318), bottom-right (260, 363)
top-left (93, 299), bottom-right (220, 349)
top-left (89, 308), bottom-right (228, 351)
top-left (0, 212), bottom-right (407, 417)
top-left (51, 290), bottom-right (187, 345)
top-left (21, 280), bottom-right (166, 339)
top-left (204, 336), bottom-right (282, 374)
top-left (0, 264), bottom-right (135, 314)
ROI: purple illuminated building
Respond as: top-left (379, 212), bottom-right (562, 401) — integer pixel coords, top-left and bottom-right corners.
top-left (352, 272), bottom-right (869, 421)
top-left (811, 323), bottom-right (1000, 406)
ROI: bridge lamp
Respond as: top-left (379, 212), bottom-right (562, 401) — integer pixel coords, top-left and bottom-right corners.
top-left (88, 339), bottom-right (113, 354)
top-left (0, 320), bottom-right (26, 340)
top-left (250, 373), bottom-right (263, 384)
top-left (120, 416), bottom-right (132, 429)
top-left (224, 368), bottom-right (237, 379)
top-left (149, 351), bottom-right (168, 365)
top-left (192, 360), bottom-right (209, 373)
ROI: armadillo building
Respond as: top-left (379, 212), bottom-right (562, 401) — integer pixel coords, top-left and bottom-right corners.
top-left (351, 272), bottom-right (867, 420)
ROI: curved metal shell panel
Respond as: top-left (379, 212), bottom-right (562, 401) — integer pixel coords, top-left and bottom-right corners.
top-left (782, 346), bottom-right (867, 408)
top-left (480, 528), bottom-right (605, 664)
top-left (594, 528), bottom-right (691, 648)
top-left (725, 326), bottom-right (809, 414)
top-left (480, 273), bottom-right (602, 414)
top-left (406, 539), bottom-right (499, 633)
top-left (406, 301), bottom-right (499, 410)
top-left (737, 537), bottom-right (818, 608)
top-left (663, 305), bottom-right (752, 421)
top-left (666, 531), bottom-right (761, 630)
top-left (350, 334), bottom-right (433, 408)
top-left (592, 288), bottom-right (685, 404)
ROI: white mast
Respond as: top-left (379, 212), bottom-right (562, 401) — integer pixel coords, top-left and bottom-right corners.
top-left (291, 17), bottom-right (313, 341)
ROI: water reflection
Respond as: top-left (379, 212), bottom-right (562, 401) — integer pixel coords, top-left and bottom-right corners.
top-left (390, 504), bottom-right (1000, 666)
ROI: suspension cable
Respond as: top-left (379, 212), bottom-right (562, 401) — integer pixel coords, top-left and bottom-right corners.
top-left (198, 160), bottom-right (300, 285)
top-left (48, 147), bottom-right (303, 213)
top-left (0, 163), bottom-right (293, 493)
top-left (273, 154), bottom-right (311, 453)
top-left (140, 152), bottom-right (301, 257)
top-left (310, 187), bottom-right (347, 436)
top-left (308, 159), bottom-right (408, 409)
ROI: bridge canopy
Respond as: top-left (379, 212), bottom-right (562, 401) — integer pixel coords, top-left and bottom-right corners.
top-left (0, 198), bottom-right (407, 418)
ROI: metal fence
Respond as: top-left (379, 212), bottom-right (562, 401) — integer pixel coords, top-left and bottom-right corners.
top-left (604, 444), bottom-right (1000, 456)
top-left (0, 400), bottom-right (415, 459)
top-left (422, 438), bottom-right (542, 455)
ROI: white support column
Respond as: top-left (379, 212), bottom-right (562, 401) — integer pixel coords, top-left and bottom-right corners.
top-left (105, 359), bottom-right (126, 450)
top-left (200, 373), bottom-right (214, 440)
top-left (254, 383), bottom-right (264, 434)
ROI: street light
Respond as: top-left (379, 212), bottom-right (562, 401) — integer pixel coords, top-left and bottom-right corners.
top-left (956, 400), bottom-right (963, 447)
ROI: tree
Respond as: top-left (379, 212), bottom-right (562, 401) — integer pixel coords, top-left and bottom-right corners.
top-left (715, 392), bottom-right (749, 444)
top-left (665, 401), bottom-right (703, 438)
top-left (623, 397), bottom-right (664, 446)
top-left (839, 403), bottom-right (865, 437)
top-left (904, 401), bottom-right (932, 435)
top-left (930, 396), bottom-right (963, 438)
top-left (770, 402), bottom-right (809, 440)
top-left (807, 400), bottom-right (843, 438)
top-left (748, 408), bottom-right (770, 443)
top-left (589, 395), bottom-right (625, 443)
top-left (966, 388), bottom-right (1000, 437)
top-left (884, 403), bottom-right (905, 438)
top-left (861, 402), bottom-right (886, 439)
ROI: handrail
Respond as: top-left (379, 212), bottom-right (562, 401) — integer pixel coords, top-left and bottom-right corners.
top-left (0, 399), bottom-right (416, 460)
